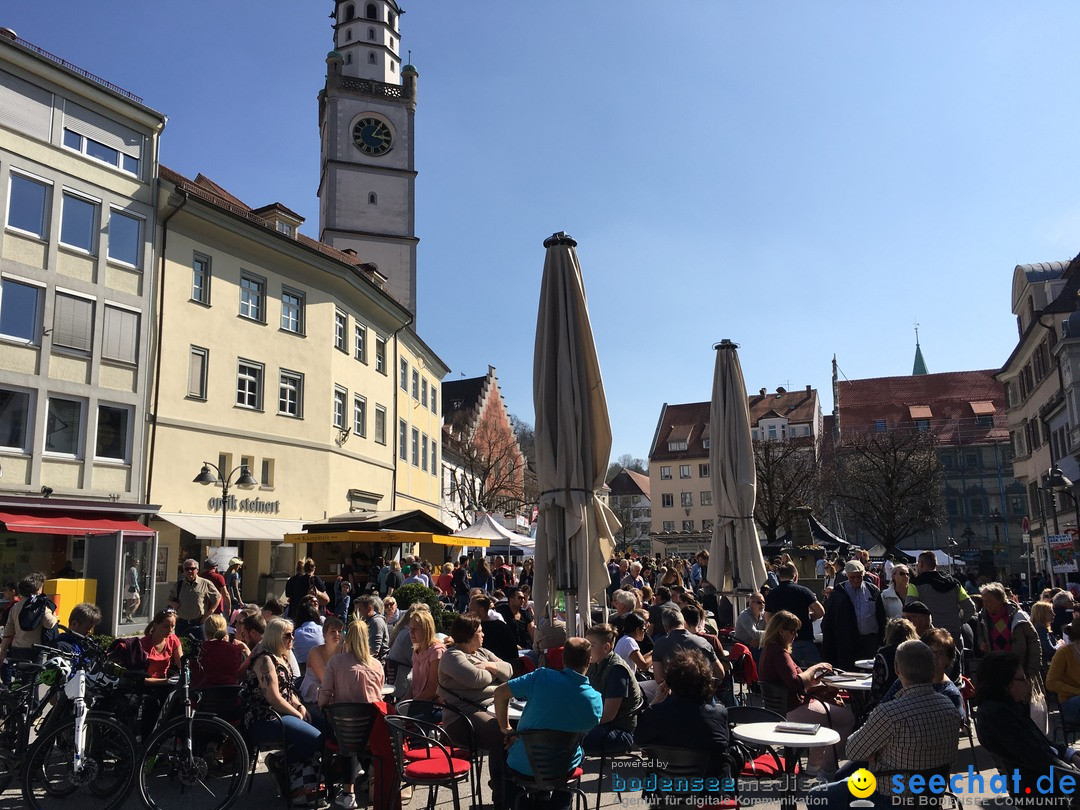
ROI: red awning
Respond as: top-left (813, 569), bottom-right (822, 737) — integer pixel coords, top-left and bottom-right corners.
top-left (0, 511), bottom-right (154, 536)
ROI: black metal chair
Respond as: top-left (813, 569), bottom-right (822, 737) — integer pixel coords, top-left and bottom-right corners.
top-left (638, 744), bottom-right (738, 808)
top-left (727, 705), bottom-right (793, 780)
top-left (385, 714), bottom-right (472, 810)
top-left (589, 699), bottom-right (647, 810)
top-left (323, 703), bottom-right (382, 810)
top-left (395, 698), bottom-right (483, 807)
top-left (508, 730), bottom-right (589, 810)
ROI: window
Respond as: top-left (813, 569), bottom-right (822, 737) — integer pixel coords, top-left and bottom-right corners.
top-left (7, 173), bottom-right (49, 238)
top-left (375, 405), bottom-right (386, 444)
top-left (62, 129), bottom-right (139, 175)
top-left (421, 434), bottom-right (428, 471)
top-left (965, 450), bottom-right (980, 468)
top-left (52, 292), bottom-right (93, 352)
top-left (421, 379), bottom-right (428, 407)
top-left (700, 491), bottom-right (712, 506)
top-left (333, 387), bottom-right (348, 429)
top-left (915, 419), bottom-right (930, 432)
top-left (346, 28), bottom-right (353, 41)
top-left (702, 519), bottom-right (714, 533)
top-left (261, 459), bottom-right (275, 487)
top-left (375, 336), bottom-right (386, 373)
top-left (679, 464), bottom-right (691, 479)
top-left (662, 521), bottom-right (675, 532)
top-left (188, 346), bottom-right (208, 399)
top-left (102, 305), bottom-right (138, 364)
top-left (976, 414), bottom-right (993, 427)
top-left (275, 221), bottom-right (295, 237)
top-left (345, 4), bottom-right (355, 20)
top-left (368, 52), bottom-right (377, 65)
top-left (874, 419), bottom-right (887, 433)
top-left (0, 278), bottom-right (41, 342)
top-left (661, 493), bottom-right (674, 508)
top-left (354, 323), bottom-right (367, 362)
top-left (431, 439), bottom-right (437, 473)
top-left (60, 192), bottom-right (98, 253)
top-left (334, 309), bottom-right (347, 351)
top-left (431, 386), bottom-right (438, 414)
top-left (659, 466), bottom-right (672, 480)
top-left (45, 397), bottom-right (82, 455)
top-left (400, 358), bottom-right (408, 390)
top-left (0, 388), bottom-right (30, 450)
top-left (368, 192), bottom-right (377, 205)
top-left (279, 371), bottom-right (303, 417)
top-left (107, 210), bottom-right (141, 267)
top-left (398, 419), bottom-right (407, 460)
top-left (699, 463), bottom-right (710, 477)
top-left (668, 440), bottom-right (688, 451)
top-left (411, 427), bottom-right (420, 466)
top-left (768, 425), bottom-right (777, 439)
top-left (682, 520), bottom-right (694, 532)
top-left (192, 253), bottom-right (211, 304)
top-left (702, 437), bottom-right (710, 450)
top-left (368, 27), bottom-right (375, 39)
top-left (353, 395), bottom-right (366, 437)
top-left (387, 11), bottom-right (395, 27)
top-left (236, 360), bottom-right (263, 409)
top-left (412, 369), bottom-right (419, 400)
top-left (95, 404), bottom-right (130, 461)
top-left (239, 275), bottom-right (265, 321)
top-left (281, 289), bottom-right (304, 334)
top-left (680, 492), bottom-right (693, 508)
top-left (366, 3), bottom-right (377, 19)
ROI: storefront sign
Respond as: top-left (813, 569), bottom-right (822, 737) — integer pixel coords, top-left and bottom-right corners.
top-left (208, 496), bottom-right (281, 514)
top-left (1049, 532), bottom-right (1077, 573)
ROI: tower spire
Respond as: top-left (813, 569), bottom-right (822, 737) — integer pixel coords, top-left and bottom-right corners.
top-left (912, 320), bottom-right (928, 375)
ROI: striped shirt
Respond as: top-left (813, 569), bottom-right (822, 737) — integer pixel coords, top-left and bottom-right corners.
top-left (846, 682), bottom-right (961, 794)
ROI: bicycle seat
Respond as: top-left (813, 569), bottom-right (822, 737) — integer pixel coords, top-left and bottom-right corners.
top-left (13, 662), bottom-right (44, 673)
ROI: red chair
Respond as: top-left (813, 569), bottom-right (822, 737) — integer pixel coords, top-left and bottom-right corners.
top-left (384, 715), bottom-right (472, 810)
top-left (542, 646), bottom-right (564, 670)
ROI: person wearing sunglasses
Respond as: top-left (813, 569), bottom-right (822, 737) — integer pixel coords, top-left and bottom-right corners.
top-left (734, 592), bottom-right (767, 655)
top-left (242, 617), bottom-right (324, 806)
top-left (167, 559), bottom-right (219, 640)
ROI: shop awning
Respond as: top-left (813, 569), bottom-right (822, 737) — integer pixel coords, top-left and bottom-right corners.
top-left (284, 530), bottom-right (489, 548)
top-left (0, 511), bottom-right (155, 535)
top-left (156, 512), bottom-right (306, 542)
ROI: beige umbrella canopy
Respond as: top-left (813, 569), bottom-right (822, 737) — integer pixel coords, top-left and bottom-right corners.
top-left (708, 340), bottom-right (767, 593)
top-left (532, 232), bottom-right (619, 632)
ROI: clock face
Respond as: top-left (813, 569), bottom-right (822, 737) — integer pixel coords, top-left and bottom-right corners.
top-left (353, 117), bottom-right (393, 156)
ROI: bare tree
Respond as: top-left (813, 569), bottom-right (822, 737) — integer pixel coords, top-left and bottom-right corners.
top-left (834, 429), bottom-right (945, 555)
top-left (509, 413), bottom-right (535, 466)
top-left (607, 454), bottom-right (646, 482)
top-left (444, 411), bottom-right (528, 529)
top-left (753, 438), bottom-right (823, 544)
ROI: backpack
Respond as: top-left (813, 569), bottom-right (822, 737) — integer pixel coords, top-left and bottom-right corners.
top-left (18, 594), bottom-right (57, 645)
top-left (107, 635), bottom-right (149, 672)
top-left (494, 565), bottom-right (513, 591)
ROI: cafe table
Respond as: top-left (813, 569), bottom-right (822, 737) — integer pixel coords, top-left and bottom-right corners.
top-left (731, 721), bottom-right (841, 810)
top-left (486, 699), bottom-right (525, 723)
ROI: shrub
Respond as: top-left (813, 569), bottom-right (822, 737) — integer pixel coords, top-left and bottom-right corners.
top-left (391, 583), bottom-right (456, 635)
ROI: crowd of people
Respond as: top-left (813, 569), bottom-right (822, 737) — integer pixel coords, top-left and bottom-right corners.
top-left (7, 545), bottom-right (1080, 808)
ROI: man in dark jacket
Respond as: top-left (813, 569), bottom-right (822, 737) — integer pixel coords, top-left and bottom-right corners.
top-left (821, 560), bottom-right (886, 669)
top-left (911, 550), bottom-right (975, 652)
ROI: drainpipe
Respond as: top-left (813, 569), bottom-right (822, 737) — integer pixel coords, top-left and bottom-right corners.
top-left (389, 316), bottom-right (414, 510)
top-left (144, 185), bottom-right (189, 509)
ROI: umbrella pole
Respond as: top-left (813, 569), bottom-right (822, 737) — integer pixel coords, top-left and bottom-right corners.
top-left (566, 592), bottom-right (577, 636)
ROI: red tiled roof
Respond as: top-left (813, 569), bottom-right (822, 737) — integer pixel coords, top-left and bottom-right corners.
top-left (748, 387), bottom-right (819, 426)
top-left (836, 370), bottom-right (1007, 446)
top-left (608, 468), bottom-right (650, 499)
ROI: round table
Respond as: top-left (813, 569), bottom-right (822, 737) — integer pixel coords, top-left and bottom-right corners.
top-left (381, 684), bottom-right (396, 697)
top-left (822, 674), bottom-right (872, 692)
top-left (731, 721), bottom-right (841, 810)
top-left (486, 702), bottom-right (525, 722)
top-left (854, 659), bottom-right (875, 670)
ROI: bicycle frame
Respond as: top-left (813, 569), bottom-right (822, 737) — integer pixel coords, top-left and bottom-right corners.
top-left (64, 670), bottom-right (88, 775)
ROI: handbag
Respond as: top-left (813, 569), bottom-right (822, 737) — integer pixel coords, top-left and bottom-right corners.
top-left (1030, 675), bottom-right (1049, 735)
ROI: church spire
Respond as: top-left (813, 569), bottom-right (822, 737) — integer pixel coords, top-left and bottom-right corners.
top-left (912, 320), bottom-right (928, 375)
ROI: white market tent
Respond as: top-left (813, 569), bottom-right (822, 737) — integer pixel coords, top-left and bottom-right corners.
top-left (867, 544), bottom-right (961, 569)
top-left (454, 513), bottom-right (535, 557)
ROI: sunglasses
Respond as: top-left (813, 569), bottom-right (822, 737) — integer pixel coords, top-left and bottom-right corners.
top-left (185, 567), bottom-right (198, 572)
top-left (283, 632), bottom-right (295, 640)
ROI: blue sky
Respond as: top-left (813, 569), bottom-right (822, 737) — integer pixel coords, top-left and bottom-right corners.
top-left (8, 2), bottom-right (1080, 461)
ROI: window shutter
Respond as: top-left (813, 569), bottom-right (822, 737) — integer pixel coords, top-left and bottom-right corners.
top-left (102, 306), bottom-right (137, 363)
top-left (0, 69), bottom-right (53, 142)
top-left (52, 293), bottom-right (93, 351)
top-left (63, 100), bottom-right (142, 158)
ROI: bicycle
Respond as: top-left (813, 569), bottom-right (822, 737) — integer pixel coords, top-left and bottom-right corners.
top-left (20, 635), bottom-right (141, 809)
top-left (137, 655), bottom-right (250, 809)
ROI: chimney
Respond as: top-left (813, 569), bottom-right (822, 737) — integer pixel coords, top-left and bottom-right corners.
top-left (776, 386), bottom-right (786, 395)
top-left (488, 365), bottom-right (496, 378)
top-left (759, 388), bottom-right (767, 397)
top-left (806, 384), bottom-right (812, 393)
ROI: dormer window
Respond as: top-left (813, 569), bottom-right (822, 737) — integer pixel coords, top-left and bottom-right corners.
top-left (276, 221), bottom-right (295, 238)
top-left (668, 440), bottom-right (688, 451)
top-left (874, 419), bottom-right (887, 433)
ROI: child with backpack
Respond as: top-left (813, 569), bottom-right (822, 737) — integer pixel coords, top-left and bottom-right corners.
top-left (0, 573), bottom-right (57, 680)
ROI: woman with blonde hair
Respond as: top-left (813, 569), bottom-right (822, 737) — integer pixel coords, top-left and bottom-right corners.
top-left (318, 619), bottom-right (385, 706)
top-left (385, 603), bottom-right (428, 699)
top-left (869, 617), bottom-right (918, 704)
top-left (191, 613), bottom-right (249, 688)
top-left (758, 610), bottom-right (854, 776)
top-left (405, 609), bottom-right (445, 702)
top-left (1030, 600), bottom-right (1061, 670)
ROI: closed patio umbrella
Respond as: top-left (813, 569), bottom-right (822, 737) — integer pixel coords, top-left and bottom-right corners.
top-left (708, 340), bottom-right (767, 594)
top-left (532, 232), bottom-right (619, 633)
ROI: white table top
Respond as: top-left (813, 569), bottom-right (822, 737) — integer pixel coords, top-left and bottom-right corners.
top-left (822, 674), bottom-right (872, 692)
top-left (854, 659), bottom-right (875, 670)
top-left (731, 721), bottom-right (841, 748)
top-left (486, 701), bottom-right (524, 720)
top-left (381, 684), bottom-right (395, 696)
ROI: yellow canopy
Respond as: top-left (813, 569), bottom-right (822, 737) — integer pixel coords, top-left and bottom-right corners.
top-left (284, 530), bottom-right (488, 548)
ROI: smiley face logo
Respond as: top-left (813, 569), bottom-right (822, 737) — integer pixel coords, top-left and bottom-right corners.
top-left (847, 768), bottom-right (876, 798)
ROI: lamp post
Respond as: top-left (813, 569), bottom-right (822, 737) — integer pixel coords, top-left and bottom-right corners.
top-left (193, 461), bottom-right (258, 546)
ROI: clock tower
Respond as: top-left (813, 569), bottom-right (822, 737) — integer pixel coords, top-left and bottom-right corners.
top-left (319, 0), bottom-right (418, 315)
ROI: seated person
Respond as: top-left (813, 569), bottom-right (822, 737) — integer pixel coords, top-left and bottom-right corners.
top-left (810, 640), bottom-right (962, 808)
top-left (614, 611), bottom-right (652, 676)
top-left (976, 651), bottom-right (1080, 801)
top-left (55, 602), bottom-right (102, 658)
top-left (878, 627), bottom-right (963, 712)
top-left (734, 592), bottom-right (766, 655)
top-left (1047, 616), bottom-right (1080, 726)
top-left (192, 614), bottom-right (249, 688)
top-left (494, 638), bottom-right (603, 810)
top-left (757, 610), bottom-right (855, 776)
top-left (652, 608), bottom-right (727, 688)
top-left (583, 623), bottom-right (643, 755)
top-left (292, 604), bottom-right (325, 669)
top-left (868, 617), bottom-right (918, 705)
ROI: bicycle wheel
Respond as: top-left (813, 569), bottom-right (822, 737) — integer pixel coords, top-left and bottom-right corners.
top-left (21, 714), bottom-right (137, 809)
top-left (138, 715), bottom-right (251, 810)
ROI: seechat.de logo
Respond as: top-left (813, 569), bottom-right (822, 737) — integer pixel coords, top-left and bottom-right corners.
top-left (848, 768), bottom-right (877, 798)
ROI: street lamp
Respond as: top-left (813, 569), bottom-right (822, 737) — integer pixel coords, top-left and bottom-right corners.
top-left (193, 461), bottom-right (258, 546)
